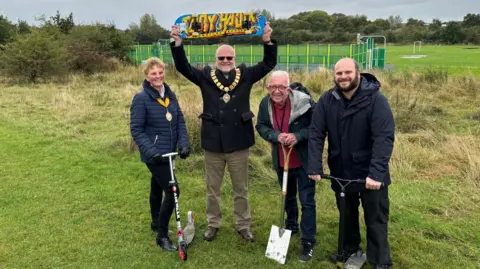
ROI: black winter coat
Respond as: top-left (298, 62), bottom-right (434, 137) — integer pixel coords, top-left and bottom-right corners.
top-left (170, 41), bottom-right (277, 153)
top-left (307, 73), bottom-right (395, 192)
top-left (130, 80), bottom-right (190, 163)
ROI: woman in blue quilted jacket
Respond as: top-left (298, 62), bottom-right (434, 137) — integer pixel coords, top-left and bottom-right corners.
top-left (130, 57), bottom-right (190, 251)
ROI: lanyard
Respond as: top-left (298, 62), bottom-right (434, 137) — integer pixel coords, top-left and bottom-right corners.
top-left (157, 97), bottom-right (169, 108)
top-left (157, 97), bottom-right (172, 121)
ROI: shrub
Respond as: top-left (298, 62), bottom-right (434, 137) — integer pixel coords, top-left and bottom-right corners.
top-left (0, 28), bottom-right (68, 83)
top-left (65, 24), bottom-right (134, 74)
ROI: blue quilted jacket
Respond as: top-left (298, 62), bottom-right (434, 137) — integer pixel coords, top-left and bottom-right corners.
top-left (130, 80), bottom-right (190, 163)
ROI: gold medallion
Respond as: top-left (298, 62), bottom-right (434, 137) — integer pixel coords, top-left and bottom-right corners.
top-left (223, 93), bottom-right (231, 103)
top-left (210, 68), bottom-right (241, 98)
top-left (166, 111), bottom-right (172, 121)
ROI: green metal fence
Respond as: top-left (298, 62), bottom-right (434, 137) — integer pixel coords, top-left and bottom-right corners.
top-left (127, 38), bottom-right (385, 71)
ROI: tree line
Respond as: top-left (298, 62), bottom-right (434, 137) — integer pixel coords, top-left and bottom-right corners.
top-left (0, 10), bottom-right (479, 82)
top-left (125, 10), bottom-right (480, 45)
top-left (261, 10), bottom-right (480, 45)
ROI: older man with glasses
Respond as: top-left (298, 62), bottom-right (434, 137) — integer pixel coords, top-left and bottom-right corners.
top-left (255, 70), bottom-right (317, 262)
top-left (169, 22), bottom-right (277, 243)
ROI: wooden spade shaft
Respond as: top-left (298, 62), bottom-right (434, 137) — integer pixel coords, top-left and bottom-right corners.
top-left (279, 144), bottom-right (293, 235)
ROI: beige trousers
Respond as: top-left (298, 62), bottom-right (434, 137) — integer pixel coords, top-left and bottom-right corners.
top-left (204, 149), bottom-right (251, 231)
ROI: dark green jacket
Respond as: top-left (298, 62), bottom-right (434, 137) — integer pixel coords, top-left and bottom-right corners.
top-left (255, 90), bottom-right (313, 171)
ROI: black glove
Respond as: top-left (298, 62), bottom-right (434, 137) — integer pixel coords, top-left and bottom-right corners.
top-left (151, 153), bottom-right (165, 164)
top-left (179, 147), bottom-right (190, 159)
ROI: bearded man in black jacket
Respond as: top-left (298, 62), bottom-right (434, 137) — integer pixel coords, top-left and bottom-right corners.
top-left (308, 58), bottom-right (395, 269)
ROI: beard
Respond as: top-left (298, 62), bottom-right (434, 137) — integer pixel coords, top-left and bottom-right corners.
top-left (334, 75), bottom-right (360, 92)
top-left (217, 63), bottom-right (234, 72)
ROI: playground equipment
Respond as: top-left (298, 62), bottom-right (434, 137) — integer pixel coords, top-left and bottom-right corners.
top-left (128, 35), bottom-right (386, 71)
top-left (357, 34), bottom-right (387, 70)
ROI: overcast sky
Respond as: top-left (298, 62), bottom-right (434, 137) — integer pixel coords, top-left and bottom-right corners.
top-left (0, 0), bottom-right (478, 30)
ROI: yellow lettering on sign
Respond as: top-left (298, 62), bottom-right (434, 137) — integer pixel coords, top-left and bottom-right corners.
top-left (199, 14), bottom-right (208, 23)
top-left (227, 29), bottom-right (245, 34)
top-left (229, 13), bottom-right (235, 27)
top-left (251, 13), bottom-right (258, 24)
top-left (182, 16), bottom-right (191, 23)
top-left (235, 13), bottom-right (243, 28)
top-left (184, 13), bottom-right (260, 35)
top-left (208, 14), bottom-right (218, 33)
top-left (182, 16), bottom-right (192, 31)
top-left (196, 31), bottom-right (223, 38)
top-left (203, 20), bottom-right (209, 33)
top-left (219, 14), bottom-right (229, 33)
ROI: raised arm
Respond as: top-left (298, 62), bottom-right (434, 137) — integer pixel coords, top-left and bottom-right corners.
top-left (169, 26), bottom-right (204, 86)
top-left (244, 22), bottom-right (277, 83)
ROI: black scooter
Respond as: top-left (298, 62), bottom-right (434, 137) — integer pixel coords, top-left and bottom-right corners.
top-left (162, 152), bottom-right (190, 262)
top-left (320, 174), bottom-right (384, 269)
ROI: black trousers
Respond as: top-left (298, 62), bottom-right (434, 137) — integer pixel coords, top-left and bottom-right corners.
top-left (146, 162), bottom-right (179, 238)
top-left (335, 187), bottom-right (392, 266)
top-left (149, 174), bottom-right (162, 230)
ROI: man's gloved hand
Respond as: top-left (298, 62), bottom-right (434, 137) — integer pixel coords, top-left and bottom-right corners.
top-left (179, 147), bottom-right (190, 159)
top-left (151, 153), bottom-right (165, 164)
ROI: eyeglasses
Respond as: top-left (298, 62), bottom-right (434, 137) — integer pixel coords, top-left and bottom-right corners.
top-left (267, 85), bottom-right (288, 91)
top-left (217, 56), bottom-right (234, 61)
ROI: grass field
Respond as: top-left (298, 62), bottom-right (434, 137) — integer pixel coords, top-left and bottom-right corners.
top-left (1, 65), bottom-right (479, 268)
top-left (134, 43), bottom-right (480, 76)
top-left (385, 45), bottom-right (480, 76)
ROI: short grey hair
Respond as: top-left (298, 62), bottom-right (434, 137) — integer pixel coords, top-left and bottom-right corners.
top-left (269, 70), bottom-right (290, 85)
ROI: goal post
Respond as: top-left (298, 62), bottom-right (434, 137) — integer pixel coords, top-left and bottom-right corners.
top-left (413, 41), bottom-right (422, 54)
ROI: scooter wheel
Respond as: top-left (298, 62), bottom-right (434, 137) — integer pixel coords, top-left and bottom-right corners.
top-left (179, 247), bottom-right (187, 261)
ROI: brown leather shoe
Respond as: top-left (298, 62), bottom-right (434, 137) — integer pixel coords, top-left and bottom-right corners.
top-left (237, 229), bottom-right (254, 242)
top-left (203, 227), bottom-right (218, 241)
